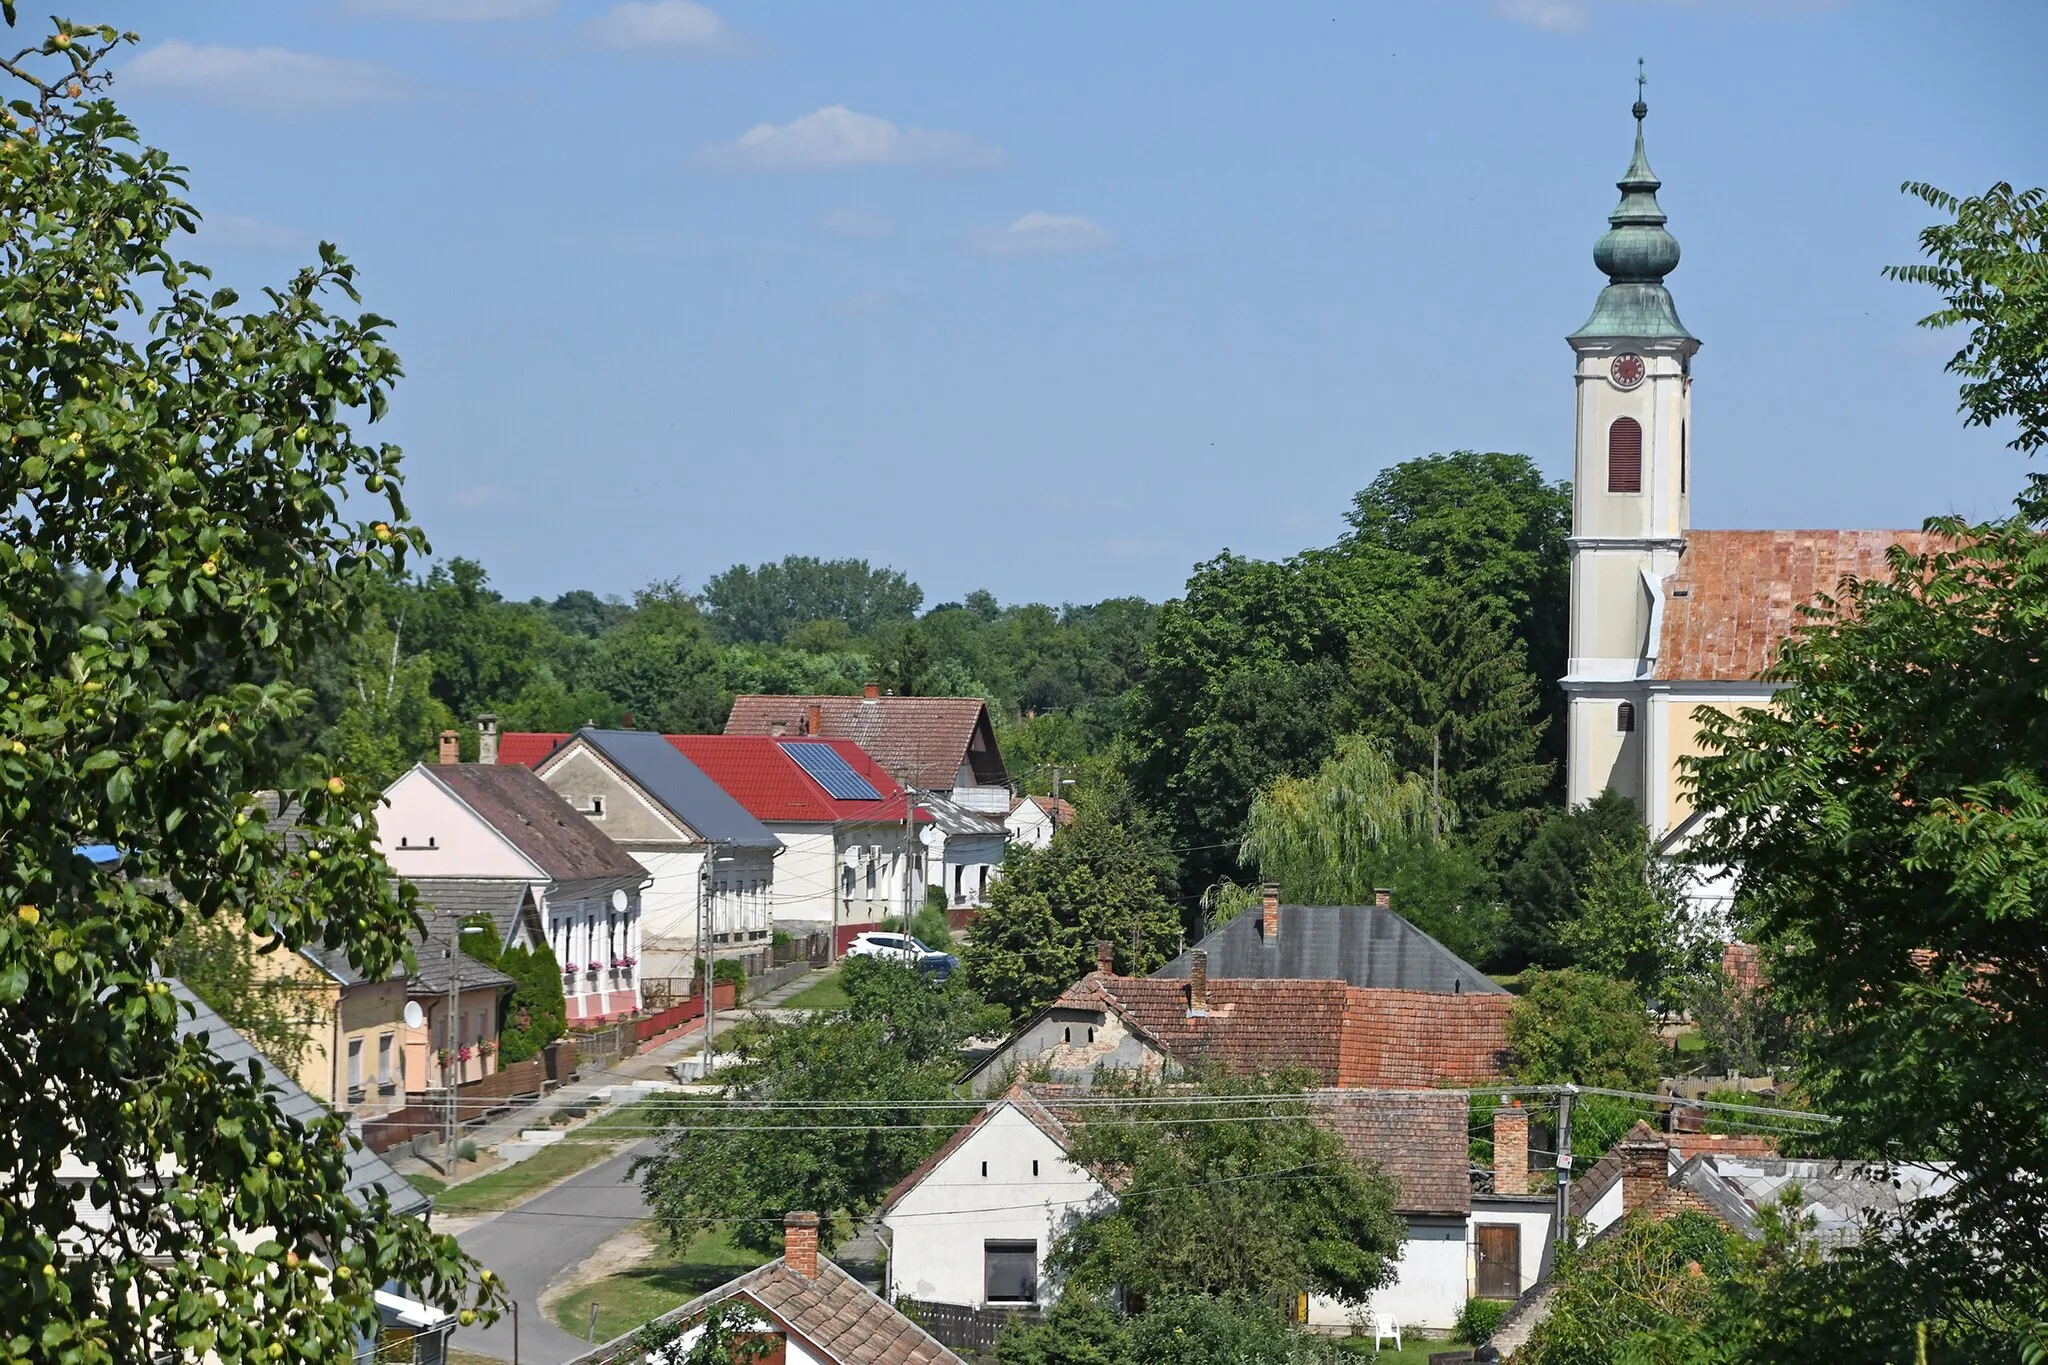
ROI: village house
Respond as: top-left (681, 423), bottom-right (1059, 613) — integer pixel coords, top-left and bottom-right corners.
top-left (1003, 793), bottom-right (1074, 852)
top-left (378, 751), bottom-right (650, 1023)
top-left (724, 688), bottom-right (1014, 906)
top-left (965, 895), bottom-right (1513, 1095)
top-left (880, 1085), bottom-right (1552, 1339)
top-left (526, 727), bottom-right (784, 978)
top-left (569, 1211), bottom-right (966, 1365)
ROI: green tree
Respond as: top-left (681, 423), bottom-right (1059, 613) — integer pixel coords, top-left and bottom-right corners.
top-left (584, 581), bottom-right (727, 732)
top-left (701, 554), bottom-right (923, 644)
top-left (996, 1292), bottom-right (1350, 1365)
top-left (159, 917), bottom-right (329, 1077)
top-left (1520, 1212), bottom-right (1738, 1365)
top-left (637, 962), bottom-right (992, 1254)
top-left (1555, 829), bottom-right (1702, 1009)
top-left (0, 22), bottom-right (494, 1355)
top-left (1239, 732), bottom-right (1433, 894)
top-left (962, 804), bottom-right (1182, 1019)
top-left (328, 606), bottom-right (452, 788)
top-left (1050, 1074), bottom-right (1404, 1305)
top-left (1354, 578), bottom-right (1553, 860)
top-left (1506, 970), bottom-right (1663, 1089)
top-left (494, 941), bottom-right (567, 1064)
top-left (1500, 790), bottom-right (1647, 970)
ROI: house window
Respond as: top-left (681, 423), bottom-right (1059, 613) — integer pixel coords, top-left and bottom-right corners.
top-left (588, 796), bottom-right (605, 818)
top-left (985, 1242), bottom-right (1038, 1304)
top-left (1032, 1160), bottom-right (1040, 1177)
top-left (378, 1033), bottom-right (395, 1087)
top-left (1608, 416), bottom-right (1643, 493)
top-left (1680, 420), bottom-right (1688, 494)
top-left (1063, 1027), bottom-right (1072, 1043)
top-left (1617, 701), bottom-right (1636, 733)
top-left (980, 1161), bottom-right (988, 1178)
top-left (346, 1038), bottom-right (363, 1095)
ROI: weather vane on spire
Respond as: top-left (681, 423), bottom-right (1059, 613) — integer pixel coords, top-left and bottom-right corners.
top-left (1634, 57), bottom-right (1648, 121)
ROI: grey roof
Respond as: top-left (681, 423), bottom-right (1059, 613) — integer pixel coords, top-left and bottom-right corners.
top-left (407, 916), bottom-right (515, 997)
top-left (914, 791), bottom-right (1008, 838)
top-left (409, 876), bottom-right (537, 948)
top-left (571, 728), bottom-right (783, 849)
top-left (1684, 1154), bottom-right (1954, 1248)
top-left (1155, 904), bottom-right (1507, 995)
top-left (167, 979), bottom-right (431, 1218)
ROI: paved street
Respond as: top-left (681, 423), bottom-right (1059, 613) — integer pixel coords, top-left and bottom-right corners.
top-left (451, 1142), bottom-right (654, 1364)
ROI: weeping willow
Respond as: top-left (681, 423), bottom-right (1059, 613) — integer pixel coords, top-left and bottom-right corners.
top-left (1239, 734), bottom-right (1444, 904)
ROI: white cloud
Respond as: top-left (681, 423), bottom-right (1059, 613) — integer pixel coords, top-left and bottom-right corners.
top-left (698, 105), bottom-right (1003, 171)
top-left (976, 212), bottom-right (1113, 257)
top-left (121, 41), bottom-right (417, 114)
top-left (585, 1), bottom-right (736, 53)
top-left (821, 208), bottom-right (894, 238)
top-left (191, 215), bottom-right (308, 252)
top-left (1492, 0), bottom-right (1591, 29)
top-left (347, 0), bottom-right (556, 17)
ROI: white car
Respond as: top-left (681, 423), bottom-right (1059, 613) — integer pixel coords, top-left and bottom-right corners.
top-left (842, 932), bottom-right (958, 979)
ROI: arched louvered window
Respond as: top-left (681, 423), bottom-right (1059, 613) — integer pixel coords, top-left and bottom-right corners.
top-left (1616, 701), bottom-right (1636, 733)
top-left (1608, 417), bottom-right (1643, 493)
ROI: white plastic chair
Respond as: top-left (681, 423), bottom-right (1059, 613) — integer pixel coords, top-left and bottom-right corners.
top-left (1374, 1312), bottom-right (1401, 1351)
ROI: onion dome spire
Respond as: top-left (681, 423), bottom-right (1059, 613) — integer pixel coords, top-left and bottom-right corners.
top-left (1570, 62), bottom-right (1697, 344)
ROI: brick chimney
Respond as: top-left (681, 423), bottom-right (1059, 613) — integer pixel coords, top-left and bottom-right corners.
top-left (437, 730), bottom-right (459, 765)
top-left (784, 1211), bottom-right (820, 1279)
top-left (476, 714), bottom-right (499, 766)
top-left (1189, 949), bottom-right (1209, 1016)
top-left (1373, 887), bottom-right (1392, 909)
top-left (862, 683), bottom-right (880, 702)
top-left (1262, 882), bottom-right (1281, 945)
top-left (1096, 940), bottom-right (1114, 977)
top-left (1620, 1138), bottom-right (1669, 1215)
top-left (805, 703), bottom-right (822, 736)
top-left (1492, 1103), bottom-right (1529, 1195)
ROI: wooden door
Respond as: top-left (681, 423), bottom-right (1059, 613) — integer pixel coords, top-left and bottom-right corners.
top-left (1475, 1223), bottom-right (1521, 1300)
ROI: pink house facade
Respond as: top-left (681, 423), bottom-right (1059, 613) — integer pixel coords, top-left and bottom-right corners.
top-left (379, 760), bottom-right (651, 1024)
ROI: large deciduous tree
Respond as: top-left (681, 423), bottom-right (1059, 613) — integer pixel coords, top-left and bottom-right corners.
top-left (961, 802), bottom-right (1182, 1019)
top-left (0, 20), bottom-right (494, 1358)
top-left (1685, 179), bottom-right (2048, 1320)
top-left (1048, 1075), bottom-right (1404, 1306)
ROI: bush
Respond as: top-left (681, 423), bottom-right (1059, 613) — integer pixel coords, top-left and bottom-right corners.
top-left (1456, 1297), bottom-right (1510, 1345)
top-left (495, 941), bottom-right (567, 1064)
top-left (1506, 968), bottom-right (1664, 1090)
top-left (694, 957), bottom-right (747, 999)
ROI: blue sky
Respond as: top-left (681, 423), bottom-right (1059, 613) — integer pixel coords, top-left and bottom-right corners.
top-left (89, 0), bottom-right (2047, 608)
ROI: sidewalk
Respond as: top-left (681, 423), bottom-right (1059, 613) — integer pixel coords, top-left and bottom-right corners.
top-left (387, 967), bottom-right (821, 1178)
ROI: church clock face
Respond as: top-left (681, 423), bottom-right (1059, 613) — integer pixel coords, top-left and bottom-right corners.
top-left (1610, 353), bottom-right (1647, 390)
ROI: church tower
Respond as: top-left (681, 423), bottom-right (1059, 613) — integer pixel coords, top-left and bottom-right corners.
top-left (1563, 83), bottom-right (1699, 812)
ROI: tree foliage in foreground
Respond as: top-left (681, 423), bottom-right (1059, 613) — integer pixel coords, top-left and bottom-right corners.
top-left (996, 1291), bottom-right (1352, 1365)
top-left (1048, 1074), bottom-right (1404, 1306)
top-left (637, 959), bottom-right (1001, 1255)
top-left (0, 20), bottom-right (495, 1358)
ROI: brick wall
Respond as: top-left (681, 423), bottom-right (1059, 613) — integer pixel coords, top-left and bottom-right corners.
top-left (1336, 990), bottom-right (1513, 1088)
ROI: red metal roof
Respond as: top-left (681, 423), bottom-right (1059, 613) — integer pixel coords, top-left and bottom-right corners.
top-left (497, 732), bottom-right (568, 768)
top-left (724, 694), bottom-right (1007, 789)
top-left (666, 735), bottom-right (925, 827)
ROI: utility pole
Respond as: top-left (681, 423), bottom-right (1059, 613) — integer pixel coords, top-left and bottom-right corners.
top-left (1049, 767), bottom-right (1061, 835)
top-left (1554, 1085), bottom-right (1576, 1252)
top-left (444, 925), bottom-right (459, 1171)
top-left (699, 843), bottom-right (721, 1072)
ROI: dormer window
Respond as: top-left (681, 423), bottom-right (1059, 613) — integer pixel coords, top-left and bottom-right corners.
top-left (1608, 416), bottom-right (1643, 493)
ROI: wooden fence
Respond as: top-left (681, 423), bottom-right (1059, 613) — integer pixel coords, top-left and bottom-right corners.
top-left (359, 1059), bottom-right (547, 1153)
top-left (900, 1300), bottom-right (1040, 1356)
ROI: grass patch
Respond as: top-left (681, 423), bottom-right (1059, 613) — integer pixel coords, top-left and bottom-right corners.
top-left (428, 1137), bottom-right (625, 1215)
top-left (550, 1225), bottom-right (769, 1343)
top-left (407, 1173), bottom-right (447, 1199)
top-left (1334, 1337), bottom-right (1453, 1363)
top-left (780, 969), bottom-right (848, 1012)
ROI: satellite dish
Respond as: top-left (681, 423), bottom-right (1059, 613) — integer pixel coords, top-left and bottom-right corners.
top-left (611, 888), bottom-right (628, 913)
top-left (403, 1001), bottom-right (425, 1030)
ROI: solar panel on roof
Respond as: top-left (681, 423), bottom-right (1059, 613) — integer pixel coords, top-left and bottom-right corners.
top-left (780, 741), bottom-right (882, 801)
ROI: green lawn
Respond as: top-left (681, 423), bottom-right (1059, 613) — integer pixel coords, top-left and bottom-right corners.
top-left (427, 1137), bottom-right (625, 1215)
top-left (550, 1224), bottom-right (769, 1343)
top-left (780, 969), bottom-right (848, 1011)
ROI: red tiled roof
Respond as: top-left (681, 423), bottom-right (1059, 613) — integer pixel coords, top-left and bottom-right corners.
top-left (1060, 973), bottom-right (1510, 1090)
top-left (1656, 530), bottom-right (1941, 682)
top-left (667, 735), bottom-right (924, 826)
top-left (724, 695), bottom-right (1005, 790)
top-left (425, 765), bottom-right (647, 884)
top-left (1011, 794), bottom-right (1076, 823)
top-left (582, 1256), bottom-right (964, 1365)
top-left (497, 732), bottom-right (568, 768)
top-left (1313, 1089), bottom-right (1473, 1215)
